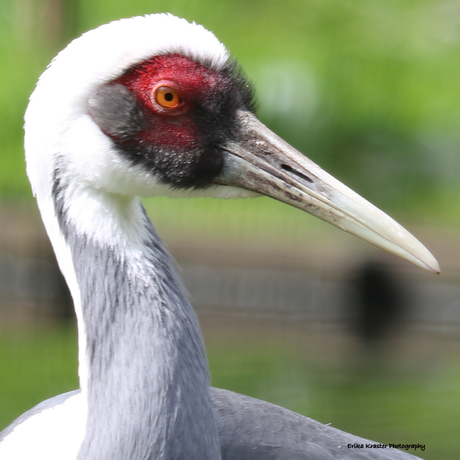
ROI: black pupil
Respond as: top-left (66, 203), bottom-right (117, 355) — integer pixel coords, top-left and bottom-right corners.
top-left (164, 92), bottom-right (174, 102)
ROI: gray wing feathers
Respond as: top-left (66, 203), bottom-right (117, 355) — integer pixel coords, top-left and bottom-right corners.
top-left (210, 387), bottom-right (423, 460)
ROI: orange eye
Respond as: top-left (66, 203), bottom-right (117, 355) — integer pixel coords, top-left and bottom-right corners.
top-left (154, 86), bottom-right (182, 109)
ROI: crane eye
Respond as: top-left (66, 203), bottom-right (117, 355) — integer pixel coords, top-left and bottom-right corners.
top-left (154, 86), bottom-right (182, 109)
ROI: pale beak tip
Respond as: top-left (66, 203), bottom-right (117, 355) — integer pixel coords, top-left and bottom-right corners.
top-left (411, 249), bottom-right (440, 274)
top-left (426, 257), bottom-right (441, 275)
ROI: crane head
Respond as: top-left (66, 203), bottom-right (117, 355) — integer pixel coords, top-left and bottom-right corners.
top-left (25, 14), bottom-right (440, 273)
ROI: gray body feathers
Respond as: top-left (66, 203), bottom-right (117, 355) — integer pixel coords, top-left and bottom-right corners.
top-left (1, 389), bottom-right (422, 460)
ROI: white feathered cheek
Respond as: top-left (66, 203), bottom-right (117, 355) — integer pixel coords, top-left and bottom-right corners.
top-left (64, 114), bottom-right (165, 197)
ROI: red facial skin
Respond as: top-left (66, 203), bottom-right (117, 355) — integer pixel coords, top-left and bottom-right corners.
top-left (114, 55), bottom-right (228, 152)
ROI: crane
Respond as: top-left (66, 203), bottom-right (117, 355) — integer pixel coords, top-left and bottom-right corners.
top-left (0, 13), bottom-right (437, 460)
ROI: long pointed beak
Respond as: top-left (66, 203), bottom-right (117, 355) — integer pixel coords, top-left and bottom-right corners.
top-left (215, 111), bottom-right (440, 274)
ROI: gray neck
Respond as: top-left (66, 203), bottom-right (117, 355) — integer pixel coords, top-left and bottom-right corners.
top-left (52, 178), bottom-right (221, 460)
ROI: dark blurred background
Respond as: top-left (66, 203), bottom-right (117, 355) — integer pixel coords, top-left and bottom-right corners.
top-left (1, 1), bottom-right (460, 458)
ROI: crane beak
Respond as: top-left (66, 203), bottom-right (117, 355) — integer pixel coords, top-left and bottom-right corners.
top-left (215, 111), bottom-right (440, 274)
